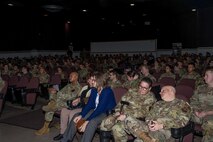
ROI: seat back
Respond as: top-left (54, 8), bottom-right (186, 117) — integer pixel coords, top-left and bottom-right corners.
top-left (49, 74), bottom-right (61, 85)
top-left (175, 85), bottom-right (194, 102)
top-left (8, 75), bottom-right (19, 87)
top-left (112, 87), bottom-right (128, 104)
top-left (1, 75), bottom-right (10, 82)
top-left (26, 77), bottom-right (40, 89)
top-left (25, 77), bottom-right (40, 109)
top-left (159, 77), bottom-right (176, 87)
top-left (16, 76), bottom-right (29, 88)
top-left (177, 78), bottom-right (196, 90)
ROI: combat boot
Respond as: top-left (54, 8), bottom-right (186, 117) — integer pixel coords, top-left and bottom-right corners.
top-left (136, 131), bottom-right (157, 142)
top-left (42, 100), bottom-right (57, 112)
top-left (35, 121), bottom-right (50, 135)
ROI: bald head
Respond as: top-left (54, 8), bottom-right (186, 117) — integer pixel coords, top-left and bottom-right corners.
top-left (160, 85), bottom-right (176, 102)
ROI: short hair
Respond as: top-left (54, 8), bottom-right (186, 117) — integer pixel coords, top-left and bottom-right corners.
top-left (127, 70), bottom-right (138, 78)
top-left (188, 62), bottom-right (195, 67)
top-left (205, 66), bottom-right (213, 72)
top-left (141, 77), bottom-right (153, 88)
top-left (109, 69), bottom-right (118, 77)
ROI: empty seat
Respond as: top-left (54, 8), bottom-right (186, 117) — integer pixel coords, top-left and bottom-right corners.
top-left (177, 78), bottom-right (196, 90)
top-left (14, 76), bottom-right (30, 104)
top-left (7, 75), bottom-right (19, 102)
top-left (24, 77), bottom-right (40, 109)
top-left (175, 85), bottom-right (194, 102)
top-left (49, 74), bottom-right (61, 91)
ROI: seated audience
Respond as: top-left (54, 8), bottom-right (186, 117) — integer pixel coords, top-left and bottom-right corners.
top-left (124, 85), bottom-right (192, 142)
top-left (190, 66), bottom-right (213, 142)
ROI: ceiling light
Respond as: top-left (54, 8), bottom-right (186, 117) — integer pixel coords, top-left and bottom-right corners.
top-left (8, 3), bottom-right (14, 6)
top-left (130, 3), bottom-right (135, 6)
top-left (192, 9), bottom-right (196, 12)
top-left (42, 5), bottom-right (64, 12)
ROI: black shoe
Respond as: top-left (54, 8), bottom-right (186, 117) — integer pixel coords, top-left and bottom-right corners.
top-left (53, 134), bottom-right (63, 141)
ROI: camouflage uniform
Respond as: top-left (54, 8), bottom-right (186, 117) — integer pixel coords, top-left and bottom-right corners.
top-left (125, 98), bottom-right (192, 142)
top-left (100, 90), bottom-right (156, 141)
top-left (31, 68), bottom-right (39, 77)
top-left (179, 71), bottom-right (204, 89)
top-left (122, 79), bottom-right (141, 91)
top-left (190, 84), bottom-right (213, 142)
top-left (37, 72), bottom-right (50, 84)
top-left (158, 72), bottom-right (176, 81)
top-left (178, 68), bottom-right (187, 78)
top-left (78, 68), bottom-right (88, 82)
top-left (108, 80), bottom-right (122, 89)
top-left (44, 82), bottom-right (82, 122)
top-left (140, 74), bottom-right (156, 83)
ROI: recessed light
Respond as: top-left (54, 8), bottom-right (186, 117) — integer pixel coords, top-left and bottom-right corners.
top-left (8, 3), bottom-right (14, 6)
top-left (130, 3), bottom-right (135, 7)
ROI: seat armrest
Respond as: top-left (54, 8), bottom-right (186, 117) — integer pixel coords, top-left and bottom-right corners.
top-left (171, 121), bottom-right (195, 139)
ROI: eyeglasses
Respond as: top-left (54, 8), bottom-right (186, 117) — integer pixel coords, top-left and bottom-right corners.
top-left (139, 86), bottom-right (149, 91)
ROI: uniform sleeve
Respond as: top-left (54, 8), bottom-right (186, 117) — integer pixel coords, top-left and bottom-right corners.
top-left (57, 84), bottom-right (81, 101)
top-left (190, 87), bottom-right (201, 111)
top-left (124, 94), bottom-right (156, 118)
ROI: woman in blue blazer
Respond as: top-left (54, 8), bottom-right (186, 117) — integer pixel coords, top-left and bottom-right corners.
top-left (61, 72), bottom-right (116, 142)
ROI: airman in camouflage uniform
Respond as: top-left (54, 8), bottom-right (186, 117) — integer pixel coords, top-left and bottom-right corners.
top-left (178, 63), bottom-right (204, 89)
top-left (125, 86), bottom-right (192, 142)
top-left (107, 69), bottom-right (122, 89)
top-left (158, 64), bottom-right (176, 81)
top-left (140, 64), bottom-right (156, 83)
top-left (100, 77), bottom-right (157, 142)
top-left (174, 61), bottom-right (187, 78)
top-left (35, 66), bottom-right (50, 99)
top-left (78, 63), bottom-right (88, 83)
top-left (122, 70), bottom-right (141, 91)
top-left (190, 66), bottom-right (213, 142)
top-left (35, 72), bottom-right (82, 136)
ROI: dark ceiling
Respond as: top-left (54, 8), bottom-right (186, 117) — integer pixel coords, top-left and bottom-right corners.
top-left (1, 0), bottom-right (213, 50)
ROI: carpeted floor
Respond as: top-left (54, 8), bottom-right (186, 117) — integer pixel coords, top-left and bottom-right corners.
top-left (0, 109), bottom-right (45, 130)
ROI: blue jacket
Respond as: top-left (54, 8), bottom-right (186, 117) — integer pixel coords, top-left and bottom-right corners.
top-left (80, 87), bottom-right (116, 121)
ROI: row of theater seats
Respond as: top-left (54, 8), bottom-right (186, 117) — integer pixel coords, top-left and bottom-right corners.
top-left (0, 74), bottom-right (65, 116)
top-left (156, 77), bottom-right (196, 90)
